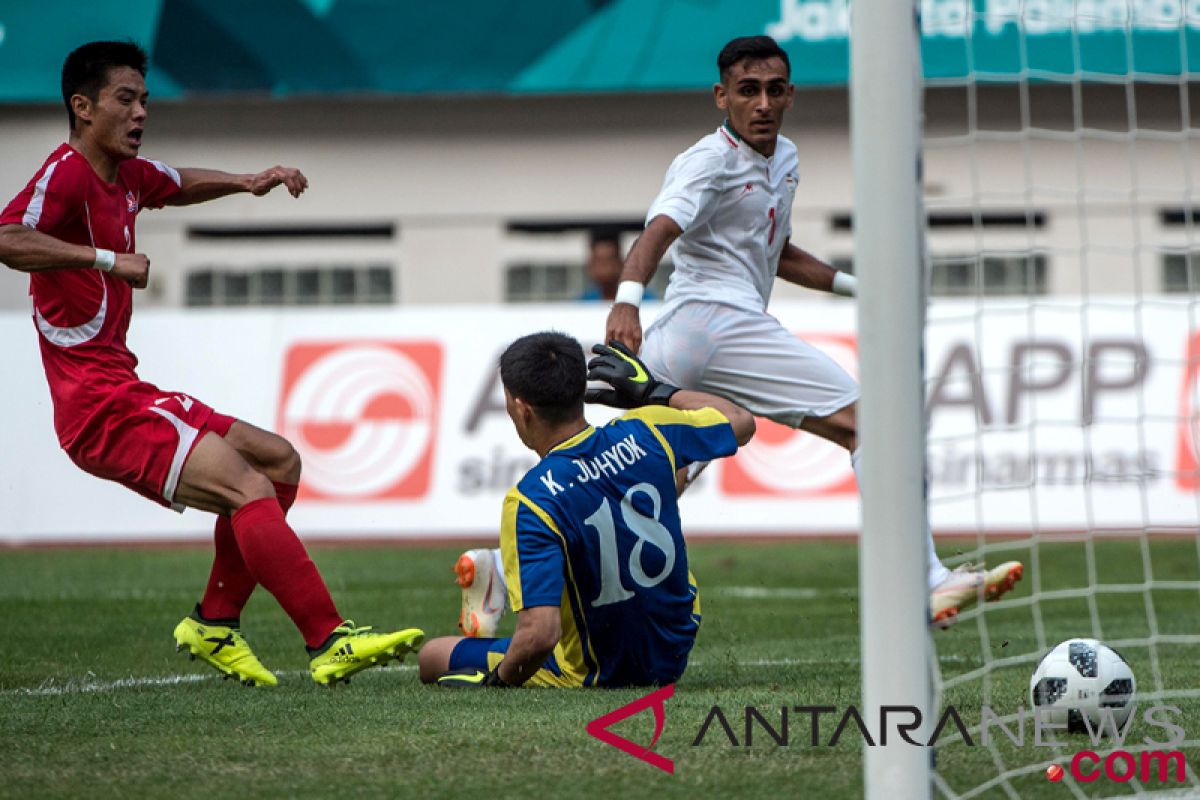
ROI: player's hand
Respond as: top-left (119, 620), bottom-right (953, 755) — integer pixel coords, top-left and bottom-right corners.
top-left (605, 302), bottom-right (643, 354)
top-left (248, 166), bottom-right (308, 198)
top-left (112, 253), bottom-right (150, 289)
top-left (586, 341), bottom-right (679, 408)
top-left (436, 667), bottom-right (510, 688)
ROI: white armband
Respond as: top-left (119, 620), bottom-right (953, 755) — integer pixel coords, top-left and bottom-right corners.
top-left (93, 248), bottom-right (116, 273)
top-left (832, 271), bottom-right (858, 297)
top-left (614, 280), bottom-right (645, 308)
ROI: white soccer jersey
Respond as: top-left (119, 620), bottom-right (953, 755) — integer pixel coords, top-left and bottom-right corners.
top-left (647, 122), bottom-right (799, 314)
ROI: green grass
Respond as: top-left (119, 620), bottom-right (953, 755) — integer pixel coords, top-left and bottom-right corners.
top-left (1, 539), bottom-right (1197, 799)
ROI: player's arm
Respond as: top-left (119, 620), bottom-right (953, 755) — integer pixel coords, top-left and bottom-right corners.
top-left (777, 240), bottom-right (857, 297)
top-left (667, 389), bottom-right (755, 446)
top-left (494, 605), bottom-right (561, 687)
top-left (164, 166), bottom-right (308, 206)
top-left (0, 224), bottom-right (149, 287)
top-left (605, 214), bottom-right (682, 353)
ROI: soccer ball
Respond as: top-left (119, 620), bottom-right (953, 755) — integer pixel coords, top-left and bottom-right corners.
top-left (1029, 638), bottom-right (1136, 734)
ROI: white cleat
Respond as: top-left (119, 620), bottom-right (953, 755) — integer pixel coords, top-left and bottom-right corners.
top-left (455, 548), bottom-right (507, 638)
top-left (930, 561), bottom-right (1024, 628)
top-left (982, 560), bottom-right (1024, 602)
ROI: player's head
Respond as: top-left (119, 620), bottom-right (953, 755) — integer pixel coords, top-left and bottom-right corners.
top-left (61, 41), bottom-right (149, 160)
top-left (499, 332), bottom-right (587, 451)
top-left (714, 36), bottom-right (794, 157)
top-left (586, 231), bottom-right (623, 300)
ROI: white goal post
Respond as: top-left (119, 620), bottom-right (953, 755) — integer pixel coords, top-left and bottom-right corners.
top-left (852, 0), bottom-right (935, 797)
top-left (853, 1), bottom-right (1200, 797)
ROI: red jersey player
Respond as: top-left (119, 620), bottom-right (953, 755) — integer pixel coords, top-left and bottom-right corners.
top-left (0, 41), bottom-right (423, 687)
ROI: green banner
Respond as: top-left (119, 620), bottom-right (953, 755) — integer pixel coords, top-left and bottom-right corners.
top-left (1, 0), bottom-right (1196, 101)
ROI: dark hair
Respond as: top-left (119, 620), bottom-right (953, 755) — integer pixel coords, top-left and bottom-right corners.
top-left (590, 226), bottom-right (621, 248)
top-left (717, 36), bottom-right (790, 81)
top-left (499, 332), bottom-right (586, 425)
top-left (61, 41), bottom-right (148, 130)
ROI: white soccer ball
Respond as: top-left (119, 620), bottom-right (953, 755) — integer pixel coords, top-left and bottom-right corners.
top-left (1029, 638), bottom-right (1136, 734)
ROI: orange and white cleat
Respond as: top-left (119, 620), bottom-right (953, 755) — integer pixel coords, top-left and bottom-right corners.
top-left (930, 561), bottom-right (1024, 627)
top-left (455, 548), bottom-right (508, 638)
top-left (983, 560), bottom-right (1024, 602)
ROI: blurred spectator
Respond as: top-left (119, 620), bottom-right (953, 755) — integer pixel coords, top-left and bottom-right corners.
top-left (578, 232), bottom-right (655, 302)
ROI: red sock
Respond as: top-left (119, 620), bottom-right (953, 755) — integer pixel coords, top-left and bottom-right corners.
top-left (198, 482), bottom-right (300, 621)
top-left (198, 516), bottom-right (256, 621)
top-left (230, 496), bottom-right (342, 648)
top-left (273, 481), bottom-right (299, 513)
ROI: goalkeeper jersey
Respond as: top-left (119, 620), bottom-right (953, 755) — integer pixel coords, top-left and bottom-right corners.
top-left (500, 406), bottom-right (737, 687)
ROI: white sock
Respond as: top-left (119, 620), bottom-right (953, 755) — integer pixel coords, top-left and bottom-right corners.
top-left (850, 447), bottom-right (950, 591)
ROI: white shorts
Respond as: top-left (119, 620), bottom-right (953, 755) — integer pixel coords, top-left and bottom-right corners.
top-left (641, 301), bottom-right (859, 428)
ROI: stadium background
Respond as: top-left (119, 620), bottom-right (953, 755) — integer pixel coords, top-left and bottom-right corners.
top-left (3, 3), bottom-right (1199, 799)
top-left (2, 1), bottom-right (1196, 542)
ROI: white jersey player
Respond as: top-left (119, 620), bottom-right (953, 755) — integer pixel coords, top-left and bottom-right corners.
top-left (602, 35), bottom-right (1023, 626)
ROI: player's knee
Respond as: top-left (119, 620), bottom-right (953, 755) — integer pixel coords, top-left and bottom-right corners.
top-left (418, 638), bottom-right (455, 683)
top-left (234, 469), bottom-right (276, 507)
top-left (274, 438), bottom-right (302, 484)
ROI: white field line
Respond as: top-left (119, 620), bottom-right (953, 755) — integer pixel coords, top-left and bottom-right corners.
top-left (3, 652), bottom-right (976, 697)
top-left (2, 664), bottom-right (418, 697)
top-left (712, 586), bottom-right (856, 600)
top-left (694, 654), bottom-right (971, 667)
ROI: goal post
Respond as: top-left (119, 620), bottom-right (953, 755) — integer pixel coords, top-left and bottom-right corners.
top-left (890, 2), bottom-right (1200, 797)
top-left (852, 0), bottom-right (934, 797)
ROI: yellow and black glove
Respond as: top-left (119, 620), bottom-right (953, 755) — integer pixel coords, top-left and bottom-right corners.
top-left (585, 341), bottom-right (679, 409)
top-left (436, 667), bottom-right (510, 688)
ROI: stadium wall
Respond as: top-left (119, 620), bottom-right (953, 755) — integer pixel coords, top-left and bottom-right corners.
top-left (1, 87), bottom-right (1195, 310)
top-left (1, 300), bottom-right (1194, 543)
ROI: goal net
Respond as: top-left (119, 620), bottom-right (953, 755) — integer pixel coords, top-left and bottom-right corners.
top-left (914, 2), bottom-right (1200, 797)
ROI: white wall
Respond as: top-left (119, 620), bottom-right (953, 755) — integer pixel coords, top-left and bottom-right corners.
top-left (0, 86), bottom-right (1196, 309)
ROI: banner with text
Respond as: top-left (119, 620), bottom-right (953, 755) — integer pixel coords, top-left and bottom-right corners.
top-left (0, 300), bottom-right (1195, 542)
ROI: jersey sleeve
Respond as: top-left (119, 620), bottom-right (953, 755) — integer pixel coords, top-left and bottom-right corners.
top-left (0, 153), bottom-right (84, 232)
top-left (620, 406), bottom-right (738, 471)
top-left (499, 488), bottom-right (565, 612)
top-left (132, 158), bottom-right (182, 209)
top-left (646, 147), bottom-right (725, 232)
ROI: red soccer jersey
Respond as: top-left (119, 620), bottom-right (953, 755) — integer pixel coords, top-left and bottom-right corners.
top-left (0, 143), bottom-right (182, 448)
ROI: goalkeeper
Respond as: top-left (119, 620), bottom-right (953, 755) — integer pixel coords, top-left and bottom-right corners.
top-left (418, 332), bottom-right (754, 688)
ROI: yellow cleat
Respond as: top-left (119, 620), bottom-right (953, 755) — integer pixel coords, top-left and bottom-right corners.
top-left (173, 616), bottom-right (278, 687)
top-left (309, 621), bottom-right (424, 687)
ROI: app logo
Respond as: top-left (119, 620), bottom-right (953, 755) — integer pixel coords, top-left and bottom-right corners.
top-left (721, 333), bottom-right (859, 496)
top-left (1176, 332), bottom-right (1200, 489)
top-left (278, 341), bottom-right (441, 500)
top-left (586, 684), bottom-right (675, 774)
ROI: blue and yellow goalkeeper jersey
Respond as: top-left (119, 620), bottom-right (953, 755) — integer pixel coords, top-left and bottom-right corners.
top-left (500, 406), bottom-right (737, 688)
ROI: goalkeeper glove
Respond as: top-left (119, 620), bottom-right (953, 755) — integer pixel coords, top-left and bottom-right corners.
top-left (585, 341), bottom-right (680, 409)
top-left (436, 667), bottom-right (510, 688)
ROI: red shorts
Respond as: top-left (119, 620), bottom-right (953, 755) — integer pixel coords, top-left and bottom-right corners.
top-left (65, 382), bottom-right (237, 511)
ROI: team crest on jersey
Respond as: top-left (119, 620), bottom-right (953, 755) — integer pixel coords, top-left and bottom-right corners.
top-left (125, 191), bottom-right (138, 213)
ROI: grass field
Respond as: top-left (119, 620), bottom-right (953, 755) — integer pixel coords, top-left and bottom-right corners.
top-left (1, 538), bottom-right (1197, 799)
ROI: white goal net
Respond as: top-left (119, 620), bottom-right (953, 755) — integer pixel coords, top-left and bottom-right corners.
top-left (914, 1), bottom-right (1200, 797)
